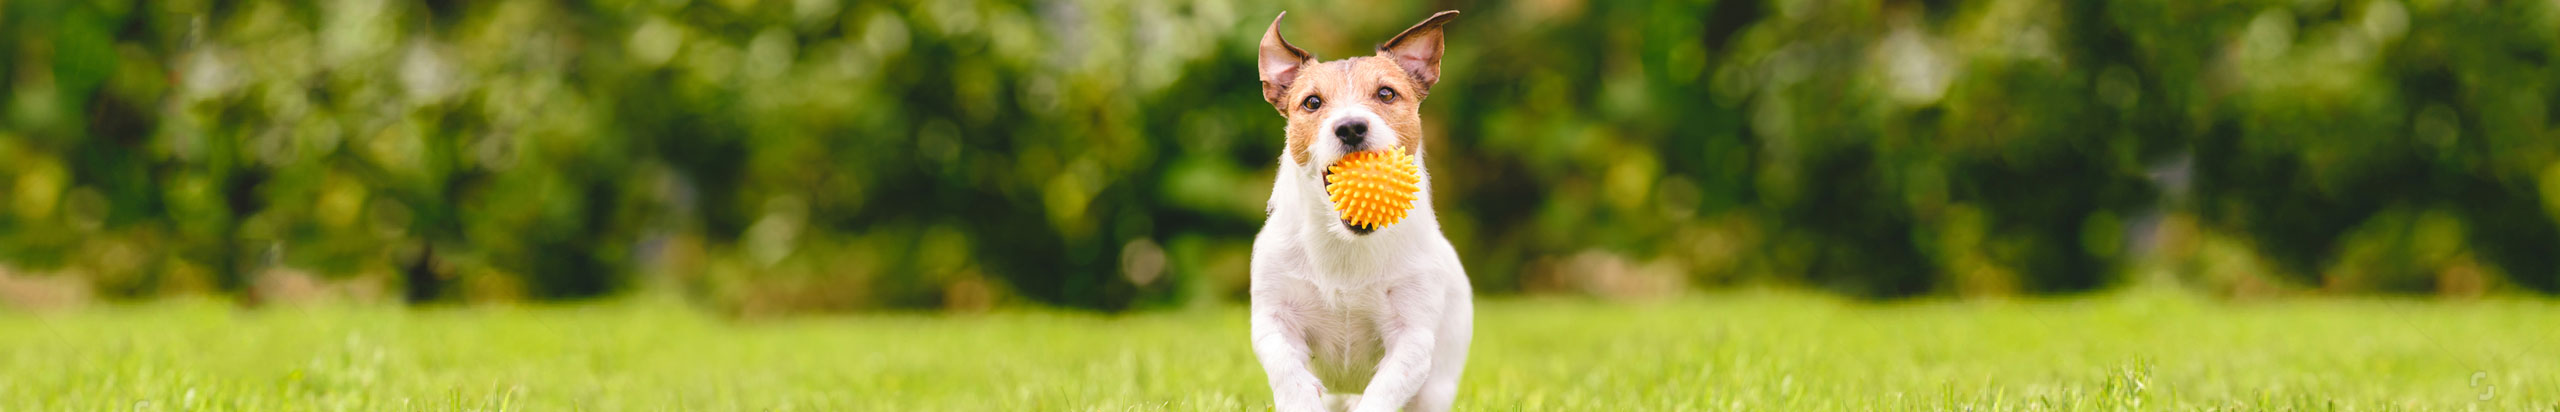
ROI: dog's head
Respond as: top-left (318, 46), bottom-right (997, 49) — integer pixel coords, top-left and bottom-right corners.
top-left (1259, 10), bottom-right (1457, 235)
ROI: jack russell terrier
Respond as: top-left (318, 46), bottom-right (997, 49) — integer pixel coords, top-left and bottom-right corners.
top-left (1248, 10), bottom-right (1472, 412)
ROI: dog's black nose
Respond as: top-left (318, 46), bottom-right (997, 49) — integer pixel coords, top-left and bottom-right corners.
top-left (1334, 119), bottom-right (1369, 147)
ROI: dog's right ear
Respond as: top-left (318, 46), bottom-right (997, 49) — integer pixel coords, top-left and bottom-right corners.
top-left (1259, 12), bottom-right (1315, 113)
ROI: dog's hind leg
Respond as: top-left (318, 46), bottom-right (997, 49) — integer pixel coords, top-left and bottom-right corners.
top-left (1324, 394), bottom-right (1362, 411)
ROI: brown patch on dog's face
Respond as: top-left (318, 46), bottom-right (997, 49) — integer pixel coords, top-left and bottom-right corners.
top-left (1258, 11), bottom-right (1457, 165)
top-left (1274, 59), bottom-right (1429, 164)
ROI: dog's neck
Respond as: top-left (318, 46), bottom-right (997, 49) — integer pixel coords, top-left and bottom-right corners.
top-left (1273, 154), bottom-right (1446, 285)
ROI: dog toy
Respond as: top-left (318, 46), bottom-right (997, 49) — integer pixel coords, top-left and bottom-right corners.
top-left (1326, 147), bottom-right (1422, 230)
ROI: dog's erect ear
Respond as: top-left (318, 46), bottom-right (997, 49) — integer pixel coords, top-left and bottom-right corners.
top-left (1259, 12), bottom-right (1315, 112)
top-left (1377, 10), bottom-right (1458, 94)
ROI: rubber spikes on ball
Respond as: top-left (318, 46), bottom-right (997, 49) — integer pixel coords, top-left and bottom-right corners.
top-left (1325, 147), bottom-right (1422, 230)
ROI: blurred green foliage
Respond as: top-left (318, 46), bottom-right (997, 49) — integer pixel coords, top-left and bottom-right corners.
top-left (2, 0), bottom-right (2557, 310)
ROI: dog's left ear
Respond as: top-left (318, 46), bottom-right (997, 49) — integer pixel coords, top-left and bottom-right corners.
top-left (1377, 10), bottom-right (1459, 94)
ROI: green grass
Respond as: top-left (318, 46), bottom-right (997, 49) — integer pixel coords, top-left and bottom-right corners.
top-left (2, 290), bottom-right (2554, 410)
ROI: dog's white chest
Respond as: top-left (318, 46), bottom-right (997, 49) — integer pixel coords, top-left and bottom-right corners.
top-left (1296, 284), bottom-right (1390, 391)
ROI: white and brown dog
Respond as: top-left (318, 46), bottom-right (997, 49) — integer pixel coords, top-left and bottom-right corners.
top-left (1248, 10), bottom-right (1472, 412)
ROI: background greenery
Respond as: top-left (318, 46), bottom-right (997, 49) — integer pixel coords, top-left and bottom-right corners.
top-left (4, 291), bottom-right (2553, 409)
top-left (4, 0), bottom-right (2559, 311)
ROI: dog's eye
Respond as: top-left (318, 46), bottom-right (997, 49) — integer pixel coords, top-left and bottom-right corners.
top-left (1376, 87), bottom-right (1397, 102)
top-left (1301, 95), bottom-right (1324, 112)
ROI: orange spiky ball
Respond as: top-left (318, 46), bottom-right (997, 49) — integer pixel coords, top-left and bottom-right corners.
top-left (1325, 147), bottom-right (1422, 230)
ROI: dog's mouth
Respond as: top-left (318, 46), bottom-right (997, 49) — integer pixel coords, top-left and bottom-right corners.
top-left (1318, 163), bottom-right (1375, 235)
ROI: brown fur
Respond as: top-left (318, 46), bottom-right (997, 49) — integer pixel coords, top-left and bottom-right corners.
top-left (1260, 11), bottom-right (1456, 165)
top-left (1276, 58), bottom-right (1429, 164)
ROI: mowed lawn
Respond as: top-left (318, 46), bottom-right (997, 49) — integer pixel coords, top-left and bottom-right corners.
top-left (2, 291), bottom-right (2554, 410)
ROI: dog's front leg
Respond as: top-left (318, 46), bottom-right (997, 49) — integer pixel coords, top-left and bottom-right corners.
top-left (1352, 284), bottom-right (1446, 412)
top-left (1252, 298), bottom-right (1327, 412)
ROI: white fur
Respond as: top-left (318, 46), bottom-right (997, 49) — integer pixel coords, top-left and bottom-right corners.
top-left (1317, 104), bottom-right (1384, 159)
top-left (1250, 122), bottom-right (1473, 412)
